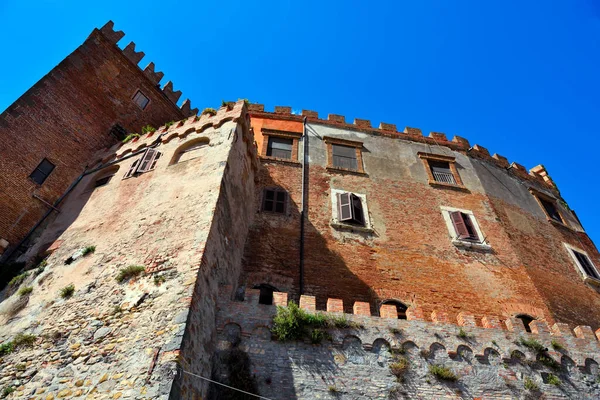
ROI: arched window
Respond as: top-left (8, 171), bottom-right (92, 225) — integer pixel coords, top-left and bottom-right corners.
top-left (516, 314), bottom-right (535, 333)
top-left (253, 283), bottom-right (279, 305)
top-left (87, 165), bottom-right (120, 190)
top-left (170, 138), bottom-right (209, 165)
top-left (381, 299), bottom-right (408, 320)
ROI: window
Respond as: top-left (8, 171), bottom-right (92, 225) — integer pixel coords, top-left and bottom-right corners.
top-left (267, 137), bottom-right (293, 159)
top-left (123, 148), bottom-right (161, 179)
top-left (381, 300), bottom-right (408, 320)
top-left (516, 314), bottom-right (535, 333)
top-left (170, 138), bottom-right (209, 165)
top-left (109, 124), bottom-right (128, 141)
top-left (429, 161), bottom-right (456, 184)
top-left (564, 243), bottom-right (600, 281)
top-left (418, 152), bottom-right (464, 188)
top-left (530, 189), bottom-right (565, 225)
top-left (450, 211), bottom-right (479, 241)
top-left (262, 188), bottom-right (287, 213)
top-left (132, 90), bottom-right (149, 110)
top-left (254, 284), bottom-right (279, 305)
top-left (440, 206), bottom-right (489, 249)
top-left (324, 137), bottom-right (364, 173)
top-left (337, 192), bottom-right (365, 226)
top-left (332, 144), bottom-right (358, 170)
top-left (94, 176), bottom-right (112, 188)
top-left (29, 158), bottom-right (55, 185)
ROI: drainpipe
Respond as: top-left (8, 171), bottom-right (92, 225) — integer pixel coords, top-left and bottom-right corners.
top-left (3, 134), bottom-right (165, 261)
top-left (299, 117), bottom-right (307, 295)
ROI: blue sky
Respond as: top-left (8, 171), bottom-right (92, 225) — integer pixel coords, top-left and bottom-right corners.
top-left (1, 1), bottom-right (599, 244)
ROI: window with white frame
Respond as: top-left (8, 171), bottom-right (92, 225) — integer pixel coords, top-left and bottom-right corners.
top-left (330, 189), bottom-right (372, 230)
top-left (440, 206), bottom-right (488, 248)
top-left (123, 148), bottom-right (161, 179)
top-left (564, 243), bottom-right (600, 281)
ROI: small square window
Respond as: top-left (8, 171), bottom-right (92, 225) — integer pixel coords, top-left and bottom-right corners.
top-left (441, 206), bottom-right (489, 250)
top-left (449, 211), bottom-right (479, 241)
top-left (123, 148), bottom-right (161, 179)
top-left (418, 153), bottom-right (464, 189)
top-left (332, 144), bottom-right (358, 170)
top-left (530, 189), bottom-right (565, 225)
top-left (262, 188), bottom-right (287, 213)
top-left (267, 137), bottom-right (293, 159)
top-left (132, 91), bottom-right (150, 110)
top-left (565, 244), bottom-right (600, 282)
top-left (429, 161), bottom-right (456, 184)
top-left (29, 158), bottom-right (55, 185)
top-left (331, 189), bottom-right (372, 232)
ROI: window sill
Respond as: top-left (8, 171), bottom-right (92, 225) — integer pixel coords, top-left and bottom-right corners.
top-left (326, 166), bottom-right (368, 176)
top-left (428, 180), bottom-right (469, 192)
top-left (259, 156), bottom-right (301, 167)
top-left (452, 239), bottom-right (492, 252)
top-left (584, 276), bottom-right (600, 287)
top-left (548, 218), bottom-right (574, 231)
top-left (331, 221), bottom-right (374, 234)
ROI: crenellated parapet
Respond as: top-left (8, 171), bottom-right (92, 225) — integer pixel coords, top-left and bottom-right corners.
top-left (98, 21), bottom-right (197, 117)
top-left (246, 104), bottom-right (559, 194)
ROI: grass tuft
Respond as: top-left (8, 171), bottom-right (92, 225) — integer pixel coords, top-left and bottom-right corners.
top-left (60, 284), bottom-right (75, 299)
top-left (153, 275), bottom-right (166, 286)
top-left (116, 265), bottom-right (146, 283)
top-left (457, 328), bottom-right (473, 339)
top-left (524, 376), bottom-right (539, 391)
top-left (82, 245), bottom-right (96, 256)
top-left (17, 286), bottom-right (33, 297)
top-left (8, 272), bottom-right (29, 288)
top-left (2, 386), bottom-right (15, 397)
top-left (141, 125), bottom-right (156, 135)
top-left (546, 373), bottom-right (561, 386)
top-left (122, 133), bottom-right (140, 144)
top-left (429, 364), bottom-right (458, 381)
top-left (390, 356), bottom-right (409, 379)
top-left (551, 339), bottom-right (564, 351)
top-left (13, 333), bottom-right (36, 348)
top-left (202, 108), bottom-right (217, 116)
top-left (519, 337), bottom-right (546, 353)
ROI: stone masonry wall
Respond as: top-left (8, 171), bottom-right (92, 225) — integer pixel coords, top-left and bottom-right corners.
top-left (0, 103), bottom-right (250, 400)
top-left (214, 288), bottom-right (600, 399)
top-left (0, 21), bottom-right (190, 253)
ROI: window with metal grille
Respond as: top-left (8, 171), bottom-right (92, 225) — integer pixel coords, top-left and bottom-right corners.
top-left (132, 90), bottom-right (150, 110)
top-left (332, 144), bottom-right (358, 170)
top-left (123, 148), bottom-right (161, 179)
top-left (572, 250), bottom-right (600, 280)
top-left (262, 188), bottom-right (287, 213)
top-left (430, 161), bottom-right (456, 184)
top-left (450, 211), bottom-right (480, 241)
top-left (337, 192), bottom-right (365, 226)
top-left (29, 158), bottom-right (55, 185)
top-left (267, 137), bottom-right (293, 159)
top-left (539, 197), bottom-right (563, 223)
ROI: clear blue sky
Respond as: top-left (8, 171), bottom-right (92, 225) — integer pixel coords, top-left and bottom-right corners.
top-left (1, 1), bottom-right (599, 244)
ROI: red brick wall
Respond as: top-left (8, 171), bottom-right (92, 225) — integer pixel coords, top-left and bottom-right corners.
top-left (0, 29), bottom-right (185, 251)
top-left (243, 115), bottom-right (600, 330)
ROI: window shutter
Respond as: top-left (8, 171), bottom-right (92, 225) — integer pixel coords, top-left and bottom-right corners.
top-left (462, 213), bottom-right (479, 241)
top-left (338, 193), bottom-right (353, 221)
top-left (351, 194), bottom-right (365, 225)
top-left (575, 251), bottom-right (599, 279)
top-left (450, 211), bottom-right (470, 239)
top-left (124, 159), bottom-right (140, 179)
top-left (137, 149), bottom-right (157, 173)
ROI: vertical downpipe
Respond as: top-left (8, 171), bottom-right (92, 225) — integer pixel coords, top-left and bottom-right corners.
top-left (299, 117), bottom-right (307, 295)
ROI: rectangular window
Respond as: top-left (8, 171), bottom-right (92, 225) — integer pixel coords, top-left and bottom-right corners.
top-left (109, 124), bottom-right (127, 141)
top-left (573, 250), bottom-right (600, 280)
top-left (29, 158), bottom-right (55, 185)
top-left (123, 148), bottom-right (161, 179)
top-left (450, 211), bottom-right (480, 241)
top-left (332, 144), bottom-right (358, 170)
top-left (337, 192), bottom-right (365, 226)
top-left (539, 197), bottom-right (563, 223)
top-left (132, 91), bottom-right (150, 110)
top-left (267, 137), bottom-right (293, 159)
top-left (262, 188), bottom-right (287, 213)
top-left (430, 161), bottom-right (456, 184)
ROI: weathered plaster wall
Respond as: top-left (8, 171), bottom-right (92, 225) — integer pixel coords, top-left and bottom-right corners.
top-left (0, 103), bottom-right (253, 400)
top-left (214, 288), bottom-right (600, 400)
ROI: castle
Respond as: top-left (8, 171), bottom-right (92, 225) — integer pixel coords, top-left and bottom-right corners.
top-left (1, 21), bottom-right (600, 399)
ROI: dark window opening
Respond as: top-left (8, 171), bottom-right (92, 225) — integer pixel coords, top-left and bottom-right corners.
top-left (450, 211), bottom-right (479, 241)
top-left (516, 314), bottom-right (535, 333)
top-left (382, 300), bottom-right (408, 320)
top-left (338, 192), bottom-right (365, 226)
top-left (430, 160), bottom-right (456, 184)
top-left (332, 144), bottom-right (358, 170)
top-left (254, 284), bottom-right (279, 305)
top-left (109, 124), bottom-right (128, 141)
top-left (29, 158), bottom-right (55, 185)
top-left (94, 176), bottom-right (113, 188)
top-left (262, 188), bottom-right (287, 213)
top-left (267, 137), bottom-right (293, 159)
top-left (573, 250), bottom-right (600, 280)
top-left (539, 197), bottom-right (563, 223)
top-left (133, 90), bottom-right (150, 110)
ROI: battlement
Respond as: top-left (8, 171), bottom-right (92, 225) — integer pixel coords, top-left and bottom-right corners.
top-left (99, 21), bottom-right (198, 117)
top-left (246, 104), bottom-right (558, 194)
top-left (217, 286), bottom-right (600, 369)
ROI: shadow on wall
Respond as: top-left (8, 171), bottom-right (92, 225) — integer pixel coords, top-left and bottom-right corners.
top-left (241, 160), bottom-right (380, 314)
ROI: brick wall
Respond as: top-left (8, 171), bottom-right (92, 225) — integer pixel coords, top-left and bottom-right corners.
top-left (0, 22), bottom-right (189, 254)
